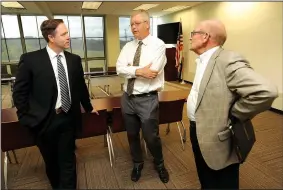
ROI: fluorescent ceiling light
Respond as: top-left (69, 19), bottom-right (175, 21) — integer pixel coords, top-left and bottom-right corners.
top-left (82, 2), bottom-right (102, 10)
top-left (163, 6), bottom-right (190, 12)
top-left (133, 4), bottom-right (159, 11)
top-left (1, 2), bottom-right (24, 9)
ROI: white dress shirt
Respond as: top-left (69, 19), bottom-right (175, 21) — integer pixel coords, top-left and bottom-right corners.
top-left (187, 46), bottom-right (220, 121)
top-left (46, 45), bottom-right (71, 109)
top-left (116, 35), bottom-right (167, 94)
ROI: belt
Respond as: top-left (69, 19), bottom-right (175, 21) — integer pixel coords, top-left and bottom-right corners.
top-left (55, 107), bottom-right (64, 114)
top-left (128, 91), bottom-right (158, 98)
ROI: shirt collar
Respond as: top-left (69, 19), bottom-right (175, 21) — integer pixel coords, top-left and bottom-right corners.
top-left (199, 46), bottom-right (220, 64)
top-left (135, 34), bottom-right (151, 46)
top-left (46, 45), bottom-right (65, 60)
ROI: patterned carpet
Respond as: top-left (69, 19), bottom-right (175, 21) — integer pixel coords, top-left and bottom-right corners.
top-left (1, 80), bottom-right (283, 189)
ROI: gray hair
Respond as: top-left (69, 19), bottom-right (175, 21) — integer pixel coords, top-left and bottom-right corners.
top-left (131, 9), bottom-right (150, 22)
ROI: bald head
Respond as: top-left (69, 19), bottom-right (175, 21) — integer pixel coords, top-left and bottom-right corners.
top-left (198, 19), bottom-right (227, 46)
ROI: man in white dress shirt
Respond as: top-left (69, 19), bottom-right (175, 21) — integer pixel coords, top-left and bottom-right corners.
top-left (116, 9), bottom-right (169, 183)
top-left (187, 19), bottom-right (277, 189)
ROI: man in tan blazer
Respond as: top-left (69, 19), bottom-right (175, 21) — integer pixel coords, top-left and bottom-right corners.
top-left (187, 19), bottom-right (278, 189)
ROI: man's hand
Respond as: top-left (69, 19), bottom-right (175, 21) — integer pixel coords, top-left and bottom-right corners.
top-left (92, 106), bottom-right (99, 115)
top-left (136, 63), bottom-right (158, 79)
top-left (81, 105), bottom-right (99, 115)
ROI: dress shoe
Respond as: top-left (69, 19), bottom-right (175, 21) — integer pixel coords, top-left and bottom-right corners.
top-left (155, 165), bottom-right (169, 183)
top-left (131, 164), bottom-right (143, 182)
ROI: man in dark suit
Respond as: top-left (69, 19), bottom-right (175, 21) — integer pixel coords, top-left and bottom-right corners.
top-left (12, 19), bottom-right (95, 189)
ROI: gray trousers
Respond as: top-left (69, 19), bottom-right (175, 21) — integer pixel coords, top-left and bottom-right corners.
top-left (121, 92), bottom-right (164, 166)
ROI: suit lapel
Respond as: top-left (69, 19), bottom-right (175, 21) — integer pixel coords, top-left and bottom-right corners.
top-left (195, 48), bottom-right (223, 111)
top-left (41, 48), bottom-right (57, 91)
top-left (64, 52), bottom-right (73, 93)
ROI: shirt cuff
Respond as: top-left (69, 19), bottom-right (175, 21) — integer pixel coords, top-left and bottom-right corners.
top-left (129, 66), bottom-right (142, 78)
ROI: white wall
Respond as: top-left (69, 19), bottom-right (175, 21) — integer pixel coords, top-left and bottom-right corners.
top-left (158, 2), bottom-right (283, 110)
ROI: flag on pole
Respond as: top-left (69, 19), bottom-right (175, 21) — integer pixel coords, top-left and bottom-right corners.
top-left (175, 19), bottom-right (184, 81)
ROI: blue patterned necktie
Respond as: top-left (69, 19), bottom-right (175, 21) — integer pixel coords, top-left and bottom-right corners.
top-left (127, 41), bottom-right (143, 95)
top-left (57, 55), bottom-right (71, 112)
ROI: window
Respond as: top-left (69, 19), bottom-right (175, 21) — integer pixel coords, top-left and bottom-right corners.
top-left (67, 16), bottom-right (84, 58)
top-left (119, 17), bottom-right (134, 50)
top-left (36, 16), bottom-right (48, 49)
top-left (86, 60), bottom-right (105, 72)
top-left (2, 15), bottom-right (23, 62)
top-left (119, 17), bottom-right (154, 50)
top-left (21, 16), bottom-right (41, 52)
top-left (1, 14), bottom-right (106, 72)
top-left (1, 15), bottom-right (49, 63)
top-left (1, 25), bottom-right (9, 62)
top-left (84, 16), bottom-right (105, 72)
top-left (84, 17), bottom-right (104, 58)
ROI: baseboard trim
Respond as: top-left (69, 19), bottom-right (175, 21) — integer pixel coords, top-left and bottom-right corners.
top-left (270, 107), bottom-right (283, 115)
top-left (183, 80), bottom-right (193, 85)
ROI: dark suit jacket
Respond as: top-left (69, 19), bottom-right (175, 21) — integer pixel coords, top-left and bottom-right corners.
top-left (12, 48), bottom-right (93, 133)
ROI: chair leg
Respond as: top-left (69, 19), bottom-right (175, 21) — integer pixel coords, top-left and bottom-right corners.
top-left (104, 135), bottom-right (107, 147)
top-left (176, 122), bottom-right (185, 150)
top-left (12, 150), bottom-right (19, 164)
top-left (180, 121), bottom-right (186, 142)
top-left (4, 152), bottom-right (8, 189)
top-left (143, 139), bottom-right (148, 158)
top-left (88, 77), bottom-right (95, 99)
top-left (106, 133), bottom-right (113, 167)
top-left (107, 85), bottom-right (110, 94)
top-left (87, 78), bottom-right (90, 91)
top-left (107, 126), bottom-right (115, 165)
top-left (166, 123), bottom-right (170, 135)
top-left (7, 151), bottom-right (12, 164)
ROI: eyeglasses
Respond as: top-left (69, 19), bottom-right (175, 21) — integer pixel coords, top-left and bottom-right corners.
top-left (130, 21), bottom-right (147, 27)
top-left (190, 31), bottom-right (208, 38)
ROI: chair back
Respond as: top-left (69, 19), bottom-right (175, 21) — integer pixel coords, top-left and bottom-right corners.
top-left (159, 99), bottom-right (186, 124)
top-left (1, 65), bottom-right (11, 79)
top-left (107, 67), bottom-right (116, 72)
top-left (10, 64), bottom-right (18, 77)
top-left (1, 108), bottom-right (35, 152)
top-left (89, 67), bottom-right (104, 76)
top-left (78, 109), bottom-right (108, 139)
top-left (107, 67), bottom-right (116, 75)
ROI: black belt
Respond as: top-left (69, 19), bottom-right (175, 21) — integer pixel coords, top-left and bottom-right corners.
top-left (128, 91), bottom-right (158, 98)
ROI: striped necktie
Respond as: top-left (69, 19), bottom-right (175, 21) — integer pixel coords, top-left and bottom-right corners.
top-left (57, 55), bottom-right (71, 112)
top-left (127, 41), bottom-right (143, 95)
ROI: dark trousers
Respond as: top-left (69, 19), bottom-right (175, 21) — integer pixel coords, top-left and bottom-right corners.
top-left (34, 111), bottom-right (77, 189)
top-left (190, 121), bottom-right (239, 189)
top-left (121, 92), bottom-right (164, 166)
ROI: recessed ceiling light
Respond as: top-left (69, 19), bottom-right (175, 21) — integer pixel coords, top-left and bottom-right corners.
top-left (1, 2), bottom-right (24, 9)
top-left (163, 6), bottom-right (190, 12)
top-left (82, 2), bottom-right (102, 10)
top-left (133, 4), bottom-right (159, 11)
